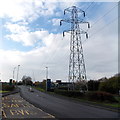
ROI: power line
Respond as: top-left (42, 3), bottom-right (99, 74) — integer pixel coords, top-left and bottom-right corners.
top-left (91, 3), bottom-right (118, 28)
top-left (82, 3), bottom-right (118, 43)
top-left (47, 3), bottom-right (97, 66)
top-left (85, 2), bottom-right (104, 19)
top-left (84, 1), bottom-right (95, 12)
top-left (83, 15), bottom-right (119, 44)
top-left (45, 3), bottom-right (118, 73)
top-left (45, 3), bottom-right (118, 64)
top-left (91, 16), bottom-right (118, 38)
top-left (37, 3), bottom-right (118, 82)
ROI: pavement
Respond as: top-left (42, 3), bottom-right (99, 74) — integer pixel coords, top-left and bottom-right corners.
top-left (1, 93), bottom-right (54, 119)
top-left (19, 85), bottom-right (119, 118)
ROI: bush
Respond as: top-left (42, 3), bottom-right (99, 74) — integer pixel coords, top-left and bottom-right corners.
top-left (2, 84), bottom-right (15, 91)
top-left (85, 91), bottom-right (118, 103)
top-left (99, 76), bottom-right (120, 94)
top-left (87, 80), bottom-right (100, 91)
top-left (54, 89), bottom-right (84, 98)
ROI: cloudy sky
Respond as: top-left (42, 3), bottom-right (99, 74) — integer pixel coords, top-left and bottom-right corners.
top-left (0, 0), bottom-right (119, 82)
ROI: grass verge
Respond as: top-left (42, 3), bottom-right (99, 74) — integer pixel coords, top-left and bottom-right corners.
top-left (32, 86), bottom-right (45, 92)
top-left (0, 90), bottom-right (10, 93)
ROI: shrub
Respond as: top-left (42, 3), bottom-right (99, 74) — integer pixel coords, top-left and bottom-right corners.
top-left (54, 89), bottom-right (84, 98)
top-left (87, 80), bottom-right (100, 91)
top-left (2, 84), bottom-right (15, 91)
top-left (99, 76), bottom-right (120, 94)
top-left (85, 91), bottom-right (118, 103)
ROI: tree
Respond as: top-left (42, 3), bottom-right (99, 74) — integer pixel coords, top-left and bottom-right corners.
top-left (39, 80), bottom-right (46, 90)
top-left (87, 80), bottom-right (100, 91)
top-left (22, 75), bottom-right (33, 85)
top-left (9, 79), bottom-right (13, 85)
top-left (99, 75), bottom-right (120, 94)
top-left (75, 80), bottom-right (87, 91)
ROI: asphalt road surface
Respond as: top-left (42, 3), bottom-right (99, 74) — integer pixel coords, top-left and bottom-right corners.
top-left (1, 93), bottom-right (54, 119)
top-left (19, 86), bottom-right (119, 118)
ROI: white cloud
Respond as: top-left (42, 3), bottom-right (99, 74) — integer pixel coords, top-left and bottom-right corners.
top-left (1, 18), bottom-right (118, 82)
top-left (6, 30), bottom-right (49, 46)
top-left (5, 22), bottom-right (50, 46)
top-left (0, 0), bottom-right (118, 23)
top-left (5, 23), bottom-right (29, 34)
top-left (0, 0), bottom-right (58, 22)
top-left (83, 17), bottom-right (118, 79)
top-left (52, 18), bottom-right (61, 26)
top-left (0, 31), bottom-right (70, 82)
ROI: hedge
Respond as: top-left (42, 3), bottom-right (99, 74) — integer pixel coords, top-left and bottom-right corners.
top-left (2, 85), bottom-right (15, 91)
top-left (85, 91), bottom-right (118, 103)
top-left (54, 89), bottom-right (84, 98)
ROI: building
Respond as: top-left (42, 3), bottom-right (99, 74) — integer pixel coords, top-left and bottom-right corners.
top-left (55, 80), bottom-right (73, 90)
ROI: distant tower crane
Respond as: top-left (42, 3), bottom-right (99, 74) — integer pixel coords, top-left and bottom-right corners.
top-left (60, 6), bottom-right (90, 90)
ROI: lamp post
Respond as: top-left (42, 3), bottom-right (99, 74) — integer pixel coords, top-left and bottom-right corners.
top-left (16, 65), bottom-right (20, 84)
top-left (46, 67), bottom-right (48, 91)
top-left (0, 73), bottom-right (1, 83)
top-left (13, 67), bottom-right (16, 80)
top-left (46, 67), bottom-right (48, 80)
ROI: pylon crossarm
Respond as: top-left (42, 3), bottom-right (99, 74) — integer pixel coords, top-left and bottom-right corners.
top-left (64, 6), bottom-right (85, 16)
top-left (64, 7), bottom-right (74, 14)
top-left (78, 21), bottom-right (90, 28)
top-left (63, 29), bottom-right (73, 37)
top-left (75, 8), bottom-right (85, 17)
top-left (60, 19), bottom-right (74, 26)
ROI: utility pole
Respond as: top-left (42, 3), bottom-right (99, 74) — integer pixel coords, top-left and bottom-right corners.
top-left (46, 67), bottom-right (48, 91)
top-left (46, 67), bottom-right (48, 80)
top-left (13, 67), bottom-right (16, 80)
top-left (60, 6), bottom-right (90, 90)
top-left (16, 65), bottom-right (20, 84)
top-left (32, 71), bottom-right (35, 83)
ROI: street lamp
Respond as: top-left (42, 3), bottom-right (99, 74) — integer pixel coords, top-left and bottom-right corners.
top-left (0, 73), bottom-right (1, 82)
top-left (46, 67), bottom-right (48, 91)
top-left (16, 65), bottom-right (20, 84)
top-left (46, 67), bottom-right (48, 80)
top-left (13, 67), bottom-right (16, 80)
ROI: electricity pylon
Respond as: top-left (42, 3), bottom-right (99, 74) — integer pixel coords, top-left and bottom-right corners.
top-left (60, 6), bottom-right (90, 90)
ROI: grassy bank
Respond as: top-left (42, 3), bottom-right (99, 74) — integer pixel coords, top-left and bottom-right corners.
top-left (0, 90), bottom-right (10, 93)
top-left (32, 86), bottom-right (45, 92)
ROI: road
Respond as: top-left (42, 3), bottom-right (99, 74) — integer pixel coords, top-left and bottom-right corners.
top-left (1, 93), bottom-right (54, 119)
top-left (19, 86), bottom-right (119, 118)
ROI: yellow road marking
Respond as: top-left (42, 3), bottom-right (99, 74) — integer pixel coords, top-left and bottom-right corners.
top-left (10, 109), bottom-right (30, 116)
top-left (10, 110), bottom-right (15, 115)
top-left (47, 113), bottom-right (55, 118)
top-left (2, 109), bottom-right (7, 118)
top-left (21, 104), bottom-right (26, 107)
top-left (11, 104), bottom-right (19, 108)
top-left (2, 95), bottom-right (54, 118)
top-left (18, 109), bottom-right (25, 115)
top-left (2, 103), bottom-right (8, 108)
top-left (2, 103), bottom-right (19, 108)
top-left (24, 110), bottom-right (30, 115)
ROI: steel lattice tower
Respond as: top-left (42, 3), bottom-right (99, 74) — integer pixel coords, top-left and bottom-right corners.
top-left (60, 6), bottom-right (90, 90)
